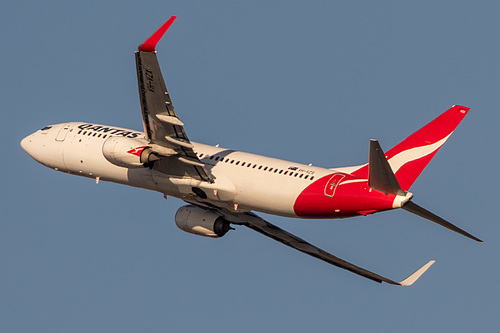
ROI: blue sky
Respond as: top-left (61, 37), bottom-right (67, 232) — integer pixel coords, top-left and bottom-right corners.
top-left (2, 1), bottom-right (499, 332)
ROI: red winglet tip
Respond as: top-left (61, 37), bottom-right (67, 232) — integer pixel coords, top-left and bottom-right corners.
top-left (139, 16), bottom-right (177, 52)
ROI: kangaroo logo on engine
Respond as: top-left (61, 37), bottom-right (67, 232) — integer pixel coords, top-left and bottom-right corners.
top-left (127, 146), bottom-right (146, 157)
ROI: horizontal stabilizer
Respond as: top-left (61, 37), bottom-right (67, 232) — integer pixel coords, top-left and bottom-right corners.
top-left (403, 201), bottom-right (482, 242)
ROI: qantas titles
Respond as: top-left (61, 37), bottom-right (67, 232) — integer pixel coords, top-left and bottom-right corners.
top-left (78, 124), bottom-right (142, 139)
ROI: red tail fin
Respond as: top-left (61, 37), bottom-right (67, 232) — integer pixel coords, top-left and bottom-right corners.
top-left (352, 105), bottom-right (469, 191)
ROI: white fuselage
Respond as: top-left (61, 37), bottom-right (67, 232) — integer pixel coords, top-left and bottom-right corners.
top-left (21, 122), bottom-right (342, 217)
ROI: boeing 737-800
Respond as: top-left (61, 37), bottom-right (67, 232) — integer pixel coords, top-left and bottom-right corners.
top-left (21, 17), bottom-right (481, 286)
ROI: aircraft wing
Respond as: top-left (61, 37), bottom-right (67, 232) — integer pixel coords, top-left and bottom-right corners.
top-left (222, 211), bottom-right (434, 285)
top-left (136, 17), bottom-right (212, 182)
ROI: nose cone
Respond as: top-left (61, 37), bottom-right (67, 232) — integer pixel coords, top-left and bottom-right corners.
top-left (21, 125), bottom-right (66, 170)
top-left (20, 131), bottom-right (50, 165)
top-left (20, 134), bottom-right (34, 157)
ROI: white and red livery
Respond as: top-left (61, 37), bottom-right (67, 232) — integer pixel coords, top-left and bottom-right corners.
top-left (21, 17), bottom-right (480, 285)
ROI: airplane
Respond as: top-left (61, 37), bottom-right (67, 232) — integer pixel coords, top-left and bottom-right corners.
top-left (20, 16), bottom-right (481, 286)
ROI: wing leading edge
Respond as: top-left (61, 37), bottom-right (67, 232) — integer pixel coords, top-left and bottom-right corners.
top-left (136, 17), bottom-right (212, 182)
top-left (221, 211), bottom-right (435, 286)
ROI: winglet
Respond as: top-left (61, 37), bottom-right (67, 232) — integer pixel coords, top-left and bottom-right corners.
top-left (399, 260), bottom-right (435, 286)
top-left (138, 16), bottom-right (177, 52)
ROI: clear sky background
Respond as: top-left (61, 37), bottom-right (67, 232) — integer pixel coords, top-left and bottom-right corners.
top-left (2, 1), bottom-right (499, 332)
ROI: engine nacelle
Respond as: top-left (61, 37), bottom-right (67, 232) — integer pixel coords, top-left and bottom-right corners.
top-left (175, 205), bottom-right (232, 238)
top-left (102, 136), bottom-right (153, 168)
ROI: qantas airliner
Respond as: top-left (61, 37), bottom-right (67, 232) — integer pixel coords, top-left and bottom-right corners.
top-left (21, 17), bottom-right (481, 286)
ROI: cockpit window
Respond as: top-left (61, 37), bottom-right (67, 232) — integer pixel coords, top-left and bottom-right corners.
top-left (41, 126), bottom-right (53, 131)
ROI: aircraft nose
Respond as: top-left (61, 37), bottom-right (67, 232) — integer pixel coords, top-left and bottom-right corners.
top-left (20, 134), bottom-right (34, 157)
top-left (20, 126), bottom-right (66, 169)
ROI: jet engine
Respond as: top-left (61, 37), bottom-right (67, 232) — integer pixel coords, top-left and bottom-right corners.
top-left (102, 136), bottom-right (156, 168)
top-left (175, 205), bottom-right (232, 238)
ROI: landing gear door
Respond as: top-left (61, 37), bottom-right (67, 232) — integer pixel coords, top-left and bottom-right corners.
top-left (324, 174), bottom-right (345, 198)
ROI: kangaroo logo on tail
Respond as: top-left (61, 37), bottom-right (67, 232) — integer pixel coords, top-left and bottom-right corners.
top-left (352, 105), bottom-right (469, 191)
